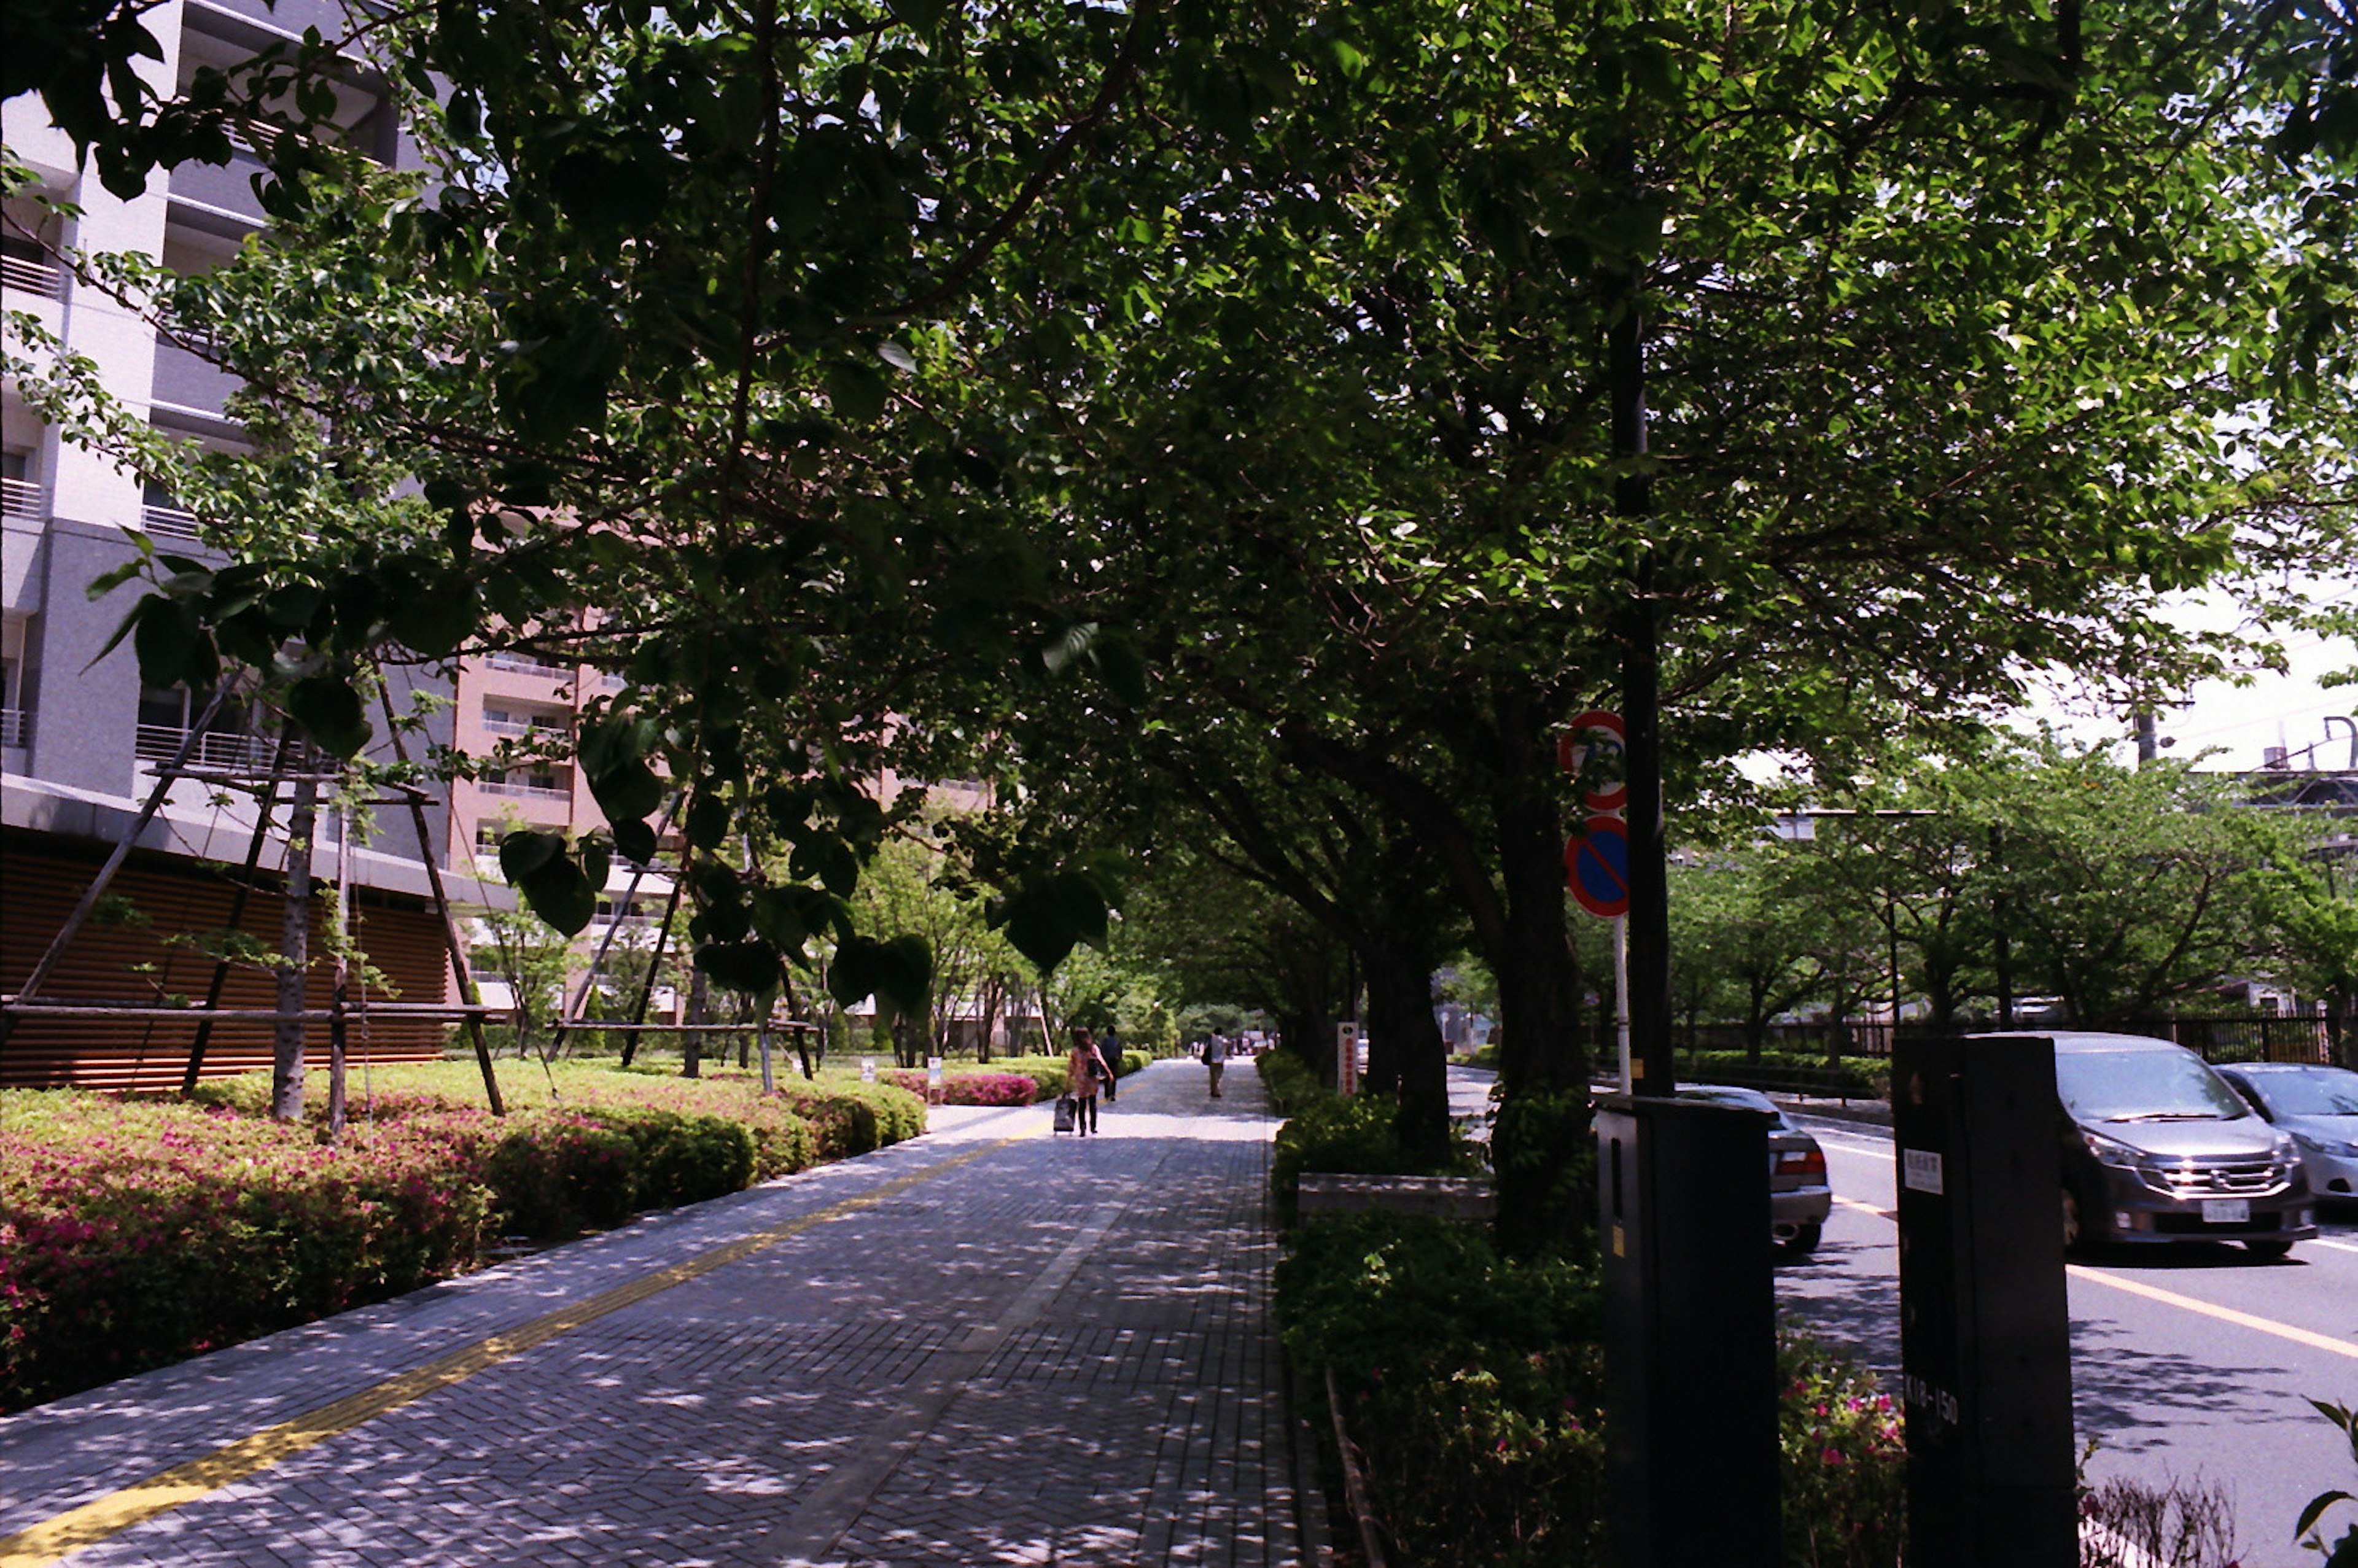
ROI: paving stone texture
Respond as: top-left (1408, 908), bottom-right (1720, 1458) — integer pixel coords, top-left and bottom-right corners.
top-left (0, 1058), bottom-right (1319, 1566)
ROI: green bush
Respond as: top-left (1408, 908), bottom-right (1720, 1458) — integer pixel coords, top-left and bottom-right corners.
top-left (1257, 1048), bottom-right (1327, 1115)
top-left (768, 1078), bottom-right (926, 1158)
top-left (591, 1107), bottom-right (757, 1209)
top-left (481, 1112), bottom-right (639, 1237)
top-left (1277, 1212), bottom-right (1607, 1568)
top-left (1277, 1211), bottom-right (1907, 1568)
top-left (1270, 1092), bottom-right (1482, 1224)
top-left (1679, 1050), bottom-right (1886, 1100)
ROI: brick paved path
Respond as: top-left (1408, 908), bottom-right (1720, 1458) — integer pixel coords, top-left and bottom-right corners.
top-left (0, 1059), bottom-right (1322, 1567)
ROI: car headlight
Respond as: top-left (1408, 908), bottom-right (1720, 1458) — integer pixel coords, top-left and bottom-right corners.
top-left (2083, 1130), bottom-right (2146, 1168)
top-left (2293, 1131), bottom-right (2358, 1159)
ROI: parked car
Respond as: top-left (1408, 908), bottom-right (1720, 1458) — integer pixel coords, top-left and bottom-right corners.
top-left (2034, 1032), bottom-right (2317, 1258)
top-left (1677, 1084), bottom-right (1833, 1254)
top-left (2214, 1062), bottom-right (2358, 1206)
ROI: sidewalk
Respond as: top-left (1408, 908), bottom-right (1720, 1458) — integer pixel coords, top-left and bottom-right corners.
top-left (0, 1058), bottom-right (1322, 1567)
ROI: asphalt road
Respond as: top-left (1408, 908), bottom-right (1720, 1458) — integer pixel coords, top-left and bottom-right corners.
top-left (1780, 1111), bottom-right (2358, 1568)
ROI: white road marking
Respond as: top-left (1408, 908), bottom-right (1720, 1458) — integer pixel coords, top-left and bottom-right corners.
top-left (1823, 1189), bottom-right (2358, 1362)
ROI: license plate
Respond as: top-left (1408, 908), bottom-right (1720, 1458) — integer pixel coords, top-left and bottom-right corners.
top-left (2201, 1198), bottom-right (2249, 1225)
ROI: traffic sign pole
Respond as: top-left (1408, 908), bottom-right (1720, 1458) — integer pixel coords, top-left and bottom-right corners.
top-left (1614, 912), bottom-right (1631, 1093)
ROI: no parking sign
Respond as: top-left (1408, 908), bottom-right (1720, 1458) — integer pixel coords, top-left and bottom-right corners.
top-left (1566, 815), bottom-right (1632, 918)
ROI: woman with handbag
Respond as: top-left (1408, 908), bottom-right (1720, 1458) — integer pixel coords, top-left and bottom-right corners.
top-left (1065, 1027), bottom-right (1103, 1136)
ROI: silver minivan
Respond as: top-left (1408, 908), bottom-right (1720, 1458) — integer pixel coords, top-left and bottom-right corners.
top-left (2044, 1032), bottom-right (2319, 1258)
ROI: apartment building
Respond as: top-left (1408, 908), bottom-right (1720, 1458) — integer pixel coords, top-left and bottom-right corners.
top-left (0, 0), bottom-right (597, 1088)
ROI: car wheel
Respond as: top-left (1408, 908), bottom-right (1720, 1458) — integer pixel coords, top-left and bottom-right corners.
top-left (2244, 1239), bottom-right (2295, 1260)
top-left (1783, 1221), bottom-right (1823, 1257)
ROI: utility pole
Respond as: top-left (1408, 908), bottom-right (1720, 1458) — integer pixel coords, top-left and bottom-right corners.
top-left (1608, 141), bottom-right (1672, 1098)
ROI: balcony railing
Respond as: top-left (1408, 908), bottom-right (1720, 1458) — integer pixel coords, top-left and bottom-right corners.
top-left (1, 476), bottom-right (41, 521)
top-left (134, 723), bottom-right (278, 768)
top-left (478, 777), bottom-right (570, 799)
top-left (485, 651), bottom-right (571, 677)
top-left (481, 715), bottom-right (569, 739)
top-left (139, 503), bottom-right (203, 541)
top-left (1, 251), bottom-right (65, 301)
top-left (1, 708), bottom-right (27, 748)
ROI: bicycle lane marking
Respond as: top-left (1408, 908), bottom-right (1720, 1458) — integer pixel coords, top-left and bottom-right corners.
top-left (0, 1135), bottom-right (1026, 1568)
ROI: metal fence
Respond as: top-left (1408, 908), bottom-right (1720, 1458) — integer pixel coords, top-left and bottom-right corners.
top-left (1670, 1014), bottom-right (2343, 1068)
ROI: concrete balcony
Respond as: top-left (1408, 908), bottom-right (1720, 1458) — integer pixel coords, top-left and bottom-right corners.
top-left (151, 336), bottom-right (244, 419)
top-left (1, 707), bottom-right (28, 750)
top-left (165, 144), bottom-right (271, 228)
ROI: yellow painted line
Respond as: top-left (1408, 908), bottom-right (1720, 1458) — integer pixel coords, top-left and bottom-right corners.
top-left (2067, 1266), bottom-right (2358, 1362)
top-left (1826, 1191), bottom-right (2358, 1364)
top-left (0, 1137), bottom-right (1021, 1568)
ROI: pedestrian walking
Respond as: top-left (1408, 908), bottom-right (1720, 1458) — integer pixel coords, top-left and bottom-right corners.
top-left (1067, 1026), bottom-right (1103, 1135)
top-left (1097, 1025), bottom-right (1122, 1103)
top-left (1202, 1031), bottom-right (1228, 1098)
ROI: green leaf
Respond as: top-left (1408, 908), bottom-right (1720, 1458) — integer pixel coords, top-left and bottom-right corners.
top-left (131, 597), bottom-right (219, 690)
top-left (874, 933), bottom-right (933, 1018)
top-left (385, 570), bottom-right (480, 659)
top-left (685, 791), bottom-right (731, 850)
top-left (518, 860), bottom-right (596, 936)
top-left (284, 673), bottom-right (368, 758)
top-left (87, 557), bottom-right (150, 600)
top-left (825, 360), bottom-right (889, 423)
top-left (696, 939), bottom-right (782, 995)
top-left (2294, 1489), bottom-right (2352, 1539)
top-left (995, 870), bottom-right (1113, 976)
top-left (613, 817), bottom-right (658, 865)
top-left (588, 756), bottom-right (664, 825)
top-left (885, 0), bottom-right (947, 33)
top-left (499, 829), bottom-right (566, 882)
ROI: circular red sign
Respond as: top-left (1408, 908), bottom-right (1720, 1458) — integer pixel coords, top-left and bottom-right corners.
top-left (1558, 710), bottom-right (1628, 812)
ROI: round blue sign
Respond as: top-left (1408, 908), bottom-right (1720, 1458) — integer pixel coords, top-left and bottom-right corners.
top-left (1566, 815), bottom-right (1630, 918)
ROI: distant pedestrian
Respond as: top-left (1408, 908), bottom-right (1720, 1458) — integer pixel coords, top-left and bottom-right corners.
top-left (1067, 1027), bottom-right (1103, 1135)
top-left (1202, 1032), bottom-right (1228, 1098)
top-left (1098, 1026), bottom-right (1123, 1103)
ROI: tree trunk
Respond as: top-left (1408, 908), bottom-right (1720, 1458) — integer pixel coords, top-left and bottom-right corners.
top-left (271, 775), bottom-right (317, 1122)
top-left (1488, 785), bottom-right (1592, 1256)
top-left (682, 965), bottom-right (707, 1077)
top-left (1364, 933), bottom-right (1450, 1162)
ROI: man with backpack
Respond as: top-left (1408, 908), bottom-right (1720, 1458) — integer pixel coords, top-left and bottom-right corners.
top-left (1202, 1032), bottom-right (1228, 1098)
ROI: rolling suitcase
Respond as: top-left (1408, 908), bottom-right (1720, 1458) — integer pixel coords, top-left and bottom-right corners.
top-left (1053, 1095), bottom-right (1078, 1134)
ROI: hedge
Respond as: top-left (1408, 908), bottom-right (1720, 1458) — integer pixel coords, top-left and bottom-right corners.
top-left (1277, 1211), bottom-right (1906, 1567)
top-left (2, 1062), bottom-right (923, 1414)
top-left (1677, 1050), bottom-right (1886, 1100)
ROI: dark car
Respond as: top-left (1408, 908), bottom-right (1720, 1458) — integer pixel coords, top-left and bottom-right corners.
top-left (2215, 1062), bottom-right (2358, 1205)
top-left (1678, 1085), bottom-right (1833, 1254)
top-left (2041, 1032), bottom-right (2317, 1258)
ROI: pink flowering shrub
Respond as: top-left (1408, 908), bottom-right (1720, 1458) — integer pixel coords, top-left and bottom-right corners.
top-left (1, 1092), bottom-right (491, 1414)
top-left (877, 1070), bottom-right (1043, 1106)
top-left (1778, 1338), bottom-right (1906, 1567)
top-left (758, 1078), bottom-right (926, 1158)
top-left (1, 1063), bottom-right (863, 1412)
